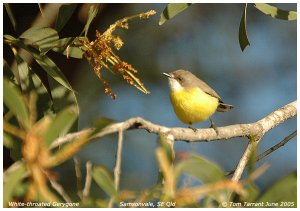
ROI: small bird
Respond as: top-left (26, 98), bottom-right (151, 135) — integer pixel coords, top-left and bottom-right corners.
top-left (163, 69), bottom-right (233, 131)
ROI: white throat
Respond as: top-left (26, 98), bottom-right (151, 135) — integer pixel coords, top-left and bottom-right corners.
top-left (168, 78), bottom-right (184, 92)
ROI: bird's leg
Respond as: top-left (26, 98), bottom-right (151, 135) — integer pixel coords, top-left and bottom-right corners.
top-left (209, 118), bottom-right (219, 135)
top-left (188, 123), bottom-right (197, 132)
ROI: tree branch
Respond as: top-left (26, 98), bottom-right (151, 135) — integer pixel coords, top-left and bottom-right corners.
top-left (255, 130), bottom-right (297, 162)
top-left (229, 100), bottom-right (297, 183)
top-left (73, 157), bottom-right (83, 199)
top-left (231, 137), bottom-right (260, 182)
top-left (108, 129), bottom-right (124, 208)
top-left (82, 160), bottom-right (92, 200)
top-left (47, 174), bottom-right (73, 203)
top-left (51, 101), bottom-right (296, 148)
top-left (228, 101), bottom-right (296, 196)
top-left (226, 130), bottom-right (297, 176)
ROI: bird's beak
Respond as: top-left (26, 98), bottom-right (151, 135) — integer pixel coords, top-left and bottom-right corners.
top-left (163, 72), bottom-right (172, 78)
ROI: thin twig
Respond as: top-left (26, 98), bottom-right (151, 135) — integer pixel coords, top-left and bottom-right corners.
top-left (255, 130), bottom-right (297, 162)
top-left (226, 137), bottom-right (261, 201)
top-left (226, 130), bottom-right (297, 176)
top-left (49, 101), bottom-right (296, 203)
top-left (114, 129), bottom-right (124, 191)
top-left (51, 101), bottom-right (296, 148)
top-left (47, 175), bottom-right (73, 203)
top-left (82, 160), bottom-right (93, 200)
top-left (3, 121), bottom-right (26, 140)
top-left (73, 157), bottom-right (83, 200)
top-left (231, 138), bottom-right (260, 182)
top-left (108, 129), bottom-right (124, 208)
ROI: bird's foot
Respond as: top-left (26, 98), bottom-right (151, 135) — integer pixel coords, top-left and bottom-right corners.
top-left (188, 124), bottom-right (197, 132)
top-left (209, 118), bottom-right (219, 135)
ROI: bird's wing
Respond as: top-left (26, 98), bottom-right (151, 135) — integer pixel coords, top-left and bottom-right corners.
top-left (195, 78), bottom-right (222, 101)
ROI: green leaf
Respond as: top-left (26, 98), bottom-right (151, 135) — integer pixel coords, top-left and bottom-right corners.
top-left (53, 37), bottom-right (73, 48)
top-left (4, 133), bottom-right (22, 162)
top-left (4, 133), bottom-right (15, 149)
top-left (19, 27), bottom-right (59, 53)
top-left (239, 4), bottom-right (250, 52)
top-left (43, 105), bottom-right (79, 147)
top-left (44, 69), bottom-right (79, 136)
top-left (257, 172), bottom-right (296, 207)
top-left (3, 78), bottom-right (30, 129)
top-left (92, 166), bottom-right (118, 198)
top-left (3, 59), bottom-right (16, 80)
top-left (10, 141), bottom-right (23, 161)
top-left (55, 4), bottom-right (78, 32)
top-left (46, 74), bottom-right (79, 134)
top-left (5, 35), bottom-right (42, 57)
top-left (175, 154), bottom-right (224, 183)
top-left (13, 53), bottom-right (31, 92)
top-left (4, 34), bottom-right (18, 42)
top-left (3, 162), bottom-right (27, 207)
top-left (47, 75), bottom-right (79, 126)
top-left (13, 51), bottom-right (52, 117)
top-left (4, 35), bottom-right (74, 93)
top-left (4, 3), bottom-right (16, 31)
top-left (254, 3), bottom-right (297, 21)
top-left (52, 37), bottom-right (84, 59)
top-left (63, 46), bottom-right (83, 59)
top-left (31, 74), bottom-right (53, 119)
top-left (34, 54), bottom-right (74, 92)
top-left (3, 133), bottom-right (23, 162)
top-left (13, 182), bottom-right (29, 198)
top-left (83, 5), bottom-right (99, 37)
top-left (159, 3), bottom-right (192, 25)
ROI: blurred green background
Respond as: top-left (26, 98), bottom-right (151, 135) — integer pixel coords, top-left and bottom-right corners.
top-left (3, 3), bottom-right (296, 199)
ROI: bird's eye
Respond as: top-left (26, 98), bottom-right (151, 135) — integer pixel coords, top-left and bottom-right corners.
top-left (177, 76), bottom-right (183, 82)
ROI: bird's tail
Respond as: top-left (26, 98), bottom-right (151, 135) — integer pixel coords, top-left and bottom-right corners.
top-left (217, 103), bottom-right (233, 112)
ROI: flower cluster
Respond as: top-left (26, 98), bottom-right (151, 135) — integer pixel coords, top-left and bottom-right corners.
top-left (80, 10), bottom-right (156, 99)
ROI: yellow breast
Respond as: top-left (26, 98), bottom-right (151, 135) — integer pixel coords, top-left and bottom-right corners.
top-left (169, 87), bottom-right (219, 124)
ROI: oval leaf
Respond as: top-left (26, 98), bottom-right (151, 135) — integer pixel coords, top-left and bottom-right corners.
top-left (3, 162), bottom-right (27, 207)
top-left (43, 105), bottom-right (79, 147)
top-left (254, 3), bottom-right (297, 21)
top-left (13, 53), bottom-right (30, 92)
top-left (55, 4), bottom-right (78, 32)
top-left (3, 78), bottom-right (30, 129)
top-left (175, 154), bottom-right (224, 183)
top-left (33, 54), bottom-right (74, 92)
top-left (92, 165), bottom-right (118, 198)
top-left (63, 46), bottom-right (83, 59)
top-left (4, 59), bottom-right (14, 79)
top-left (83, 5), bottom-right (99, 37)
top-left (4, 3), bottom-right (16, 31)
top-left (19, 27), bottom-right (59, 53)
top-left (239, 4), bottom-right (250, 52)
top-left (13, 53), bottom-right (52, 117)
top-left (4, 36), bottom-right (75, 93)
top-left (52, 37), bottom-right (84, 58)
top-left (159, 3), bottom-right (192, 25)
top-left (257, 172), bottom-right (296, 207)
